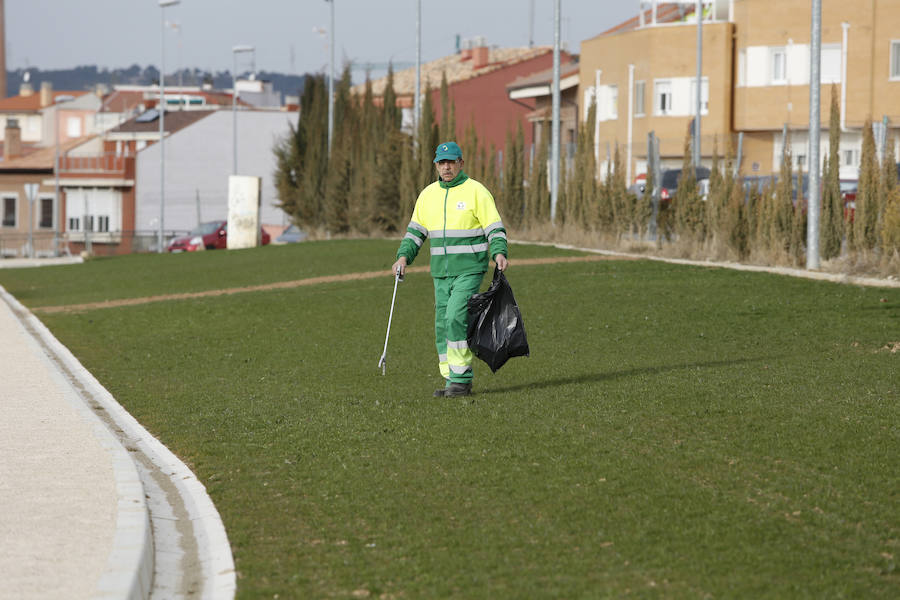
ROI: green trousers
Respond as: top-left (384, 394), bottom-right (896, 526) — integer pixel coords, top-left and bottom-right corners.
top-left (433, 272), bottom-right (483, 385)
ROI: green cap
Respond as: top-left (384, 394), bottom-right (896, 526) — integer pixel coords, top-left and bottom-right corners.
top-left (433, 141), bottom-right (463, 163)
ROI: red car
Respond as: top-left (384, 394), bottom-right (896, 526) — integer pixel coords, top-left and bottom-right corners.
top-left (167, 220), bottom-right (271, 252)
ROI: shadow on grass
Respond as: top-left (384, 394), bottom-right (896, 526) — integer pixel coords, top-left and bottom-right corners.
top-left (483, 355), bottom-right (782, 394)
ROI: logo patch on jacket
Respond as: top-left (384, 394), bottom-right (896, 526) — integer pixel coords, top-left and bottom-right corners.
top-left (456, 201), bottom-right (466, 210)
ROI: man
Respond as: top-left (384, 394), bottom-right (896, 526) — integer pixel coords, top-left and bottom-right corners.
top-left (392, 141), bottom-right (509, 398)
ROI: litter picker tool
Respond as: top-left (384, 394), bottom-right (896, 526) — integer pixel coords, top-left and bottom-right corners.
top-left (377, 266), bottom-right (404, 375)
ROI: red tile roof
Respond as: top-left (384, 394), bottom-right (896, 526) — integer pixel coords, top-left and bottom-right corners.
top-left (0, 137), bottom-right (93, 170)
top-left (352, 46), bottom-right (556, 97)
top-left (99, 90), bottom-right (146, 114)
top-left (0, 90), bottom-right (90, 113)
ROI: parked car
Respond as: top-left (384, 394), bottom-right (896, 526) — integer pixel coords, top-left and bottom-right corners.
top-left (274, 224), bottom-right (308, 244)
top-left (659, 166), bottom-right (711, 202)
top-left (167, 220), bottom-right (271, 252)
top-left (840, 179), bottom-right (858, 222)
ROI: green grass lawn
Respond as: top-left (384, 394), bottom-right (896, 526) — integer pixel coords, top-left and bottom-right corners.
top-left (2, 240), bottom-right (898, 598)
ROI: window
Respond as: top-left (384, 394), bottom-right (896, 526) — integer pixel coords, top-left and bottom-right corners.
top-left (68, 217), bottom-right (80, 232)
top-left (654, 80), bottom-right (673, 115)
top-left (796, 154), bottom-right (807, 169)
top-left (66, 116), bottom-right (82, 137)
top-left (737, 49), bottom-right (747, 87)
top-left (608, 85), bottom-right (618, 119)
top-left (96, 215), bottom-right (109, 233)
top-left (771, 48), bottom-right (787, 84)
top-left (2, 196), bottom-right (15, 227)
top-left (892, 41), bottom-right (900, 79)
top-left (822, 45), bottom-right (841, 84)
top-left (39, 197), bottom-right (54, 229)
top-left (689, 78), bottom-right (710, 114)
top-left (634, 81), bottom-right (646, 116)
top-left (843, 149), bottom-right (859, 167)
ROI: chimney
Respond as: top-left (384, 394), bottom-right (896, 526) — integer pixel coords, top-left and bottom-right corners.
top-left (459, 37), bottom-right (472, 61)
top-left (40, 81), bottom-right (53, 107)
top-left (4, 117), bottom-right (22, 159)
top-left (19, 81), bottom-right (33, 96)
top-left (472, 46), bottom-right (489, 69)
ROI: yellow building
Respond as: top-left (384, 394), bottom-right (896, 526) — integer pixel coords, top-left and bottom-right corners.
top-left (579, 0), bottom-right (900, 183)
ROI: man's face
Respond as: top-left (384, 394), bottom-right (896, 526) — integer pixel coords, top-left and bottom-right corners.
top-left (436, 158), bottom-right (463, 182)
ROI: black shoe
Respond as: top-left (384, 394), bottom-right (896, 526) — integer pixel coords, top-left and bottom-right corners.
top-left (444, 382), bottom-right (472, 397)
top-left (433, 380), bottom-right (451, 397)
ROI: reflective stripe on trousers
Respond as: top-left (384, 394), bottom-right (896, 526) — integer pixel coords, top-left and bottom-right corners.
top-left (433, 271), bottom-right (483, 384)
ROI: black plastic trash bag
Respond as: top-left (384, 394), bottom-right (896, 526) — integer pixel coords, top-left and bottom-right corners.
top-left (466, 267), bottom-right (530, 373)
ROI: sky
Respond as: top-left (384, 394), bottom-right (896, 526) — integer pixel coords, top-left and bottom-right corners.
top-left (7, 0), bottom-right (637, 79)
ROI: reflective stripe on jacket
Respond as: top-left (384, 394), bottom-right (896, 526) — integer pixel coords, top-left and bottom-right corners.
top-left (397, 176), bottom-right (508, 277)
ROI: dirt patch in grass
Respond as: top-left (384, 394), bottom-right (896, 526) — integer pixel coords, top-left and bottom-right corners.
top-left (33, 254), bottom-right (632, 315)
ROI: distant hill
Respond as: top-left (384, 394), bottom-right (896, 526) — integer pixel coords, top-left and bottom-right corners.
top-left (5, 65), bottom-right (308, 101)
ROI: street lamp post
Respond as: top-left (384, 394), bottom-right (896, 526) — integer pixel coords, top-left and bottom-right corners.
top-left (159, 0), bottom-right (180, 254)
top-left (325, 0), bottom-right (334, 154)
top-left (232, 45), bottom-right (255, 175)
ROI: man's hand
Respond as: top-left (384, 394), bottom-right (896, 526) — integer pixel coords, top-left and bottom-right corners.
top-left (495, 254), bottom-right (508, 271)
top-left (392, 257), bottom-right (407, 277)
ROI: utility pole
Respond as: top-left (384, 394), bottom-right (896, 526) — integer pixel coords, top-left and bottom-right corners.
top-left (326, 0), bottom-right (334, 154)
top-left (806, 0), bottom-right (822, 269)
top-left (694, 0), bottom-right (703, 167)
top-left (414, 0), bottom-right (421, 132)
top-left (550, 0), bottom-right (561, 224)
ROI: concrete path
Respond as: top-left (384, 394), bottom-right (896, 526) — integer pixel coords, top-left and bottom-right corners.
top-left (0, 282), bottom-right (234, 599)
top-left (0, 285), bottom-right (146, 598)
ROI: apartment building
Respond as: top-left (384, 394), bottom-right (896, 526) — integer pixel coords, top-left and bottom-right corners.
top-left (579, 0), bottom-right (900, 182)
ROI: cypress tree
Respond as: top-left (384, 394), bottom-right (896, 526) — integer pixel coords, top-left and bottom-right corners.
top-left (324, 65), bottom-right (356, 233)
top-left (398, 134), bottom-right (418, 225)
top-left (878, 134), bottom-right (897, 251)
top-left (610, 145), bottom-right (630, 238)
top-left (273, 114), bottom-right (303, 219)
top-left (769, 133), bottom-right (795, 259)
top-left (417, 82), bottom-right (439, 190)
top-left (635, 168), bottom-right (654, 239)
top-left (383, 64), bottom-right (401, 131)
top-left (706, 137), bottom-right (724, 248)
top-left (580, 103), bottom-right (598, 231)
top-left (597, 156), bottom-right (615, 233)
top-left (298, 76), bottom-right (329, 228)
top-left (526, 123), bottom-right (550, 226)
top-left (853, 120), bottom-right (879, 251)
top-left (323, 132), bottom-right (352, 233)
top-left (674, 131), bottom-right (702, 244)
top-left (568, 105), bottom-right (596, 228)
top-left (881, 183), bottom-right (900, 256)
top-left (789, 162), bottom-right (807, 265)
top-left (503, 122), bottom-right (526, 228)
top-left (725, 167), bottom-right (750, 261)
top-left (820, 87), bottom-right (843, 260)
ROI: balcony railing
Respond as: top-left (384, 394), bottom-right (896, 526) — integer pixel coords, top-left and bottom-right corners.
top-left (60, 153), bottom-right (135, 176)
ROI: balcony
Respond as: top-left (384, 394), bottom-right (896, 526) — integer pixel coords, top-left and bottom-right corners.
top-left (59, 153), bottom-right (135, 179)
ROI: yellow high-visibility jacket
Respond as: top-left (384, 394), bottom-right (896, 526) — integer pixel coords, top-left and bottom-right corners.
top-left (397, 172), bottom-right (508, 277)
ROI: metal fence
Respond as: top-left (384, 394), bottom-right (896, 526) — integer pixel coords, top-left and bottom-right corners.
top-left (0, 230), bottom-right (190, 259)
